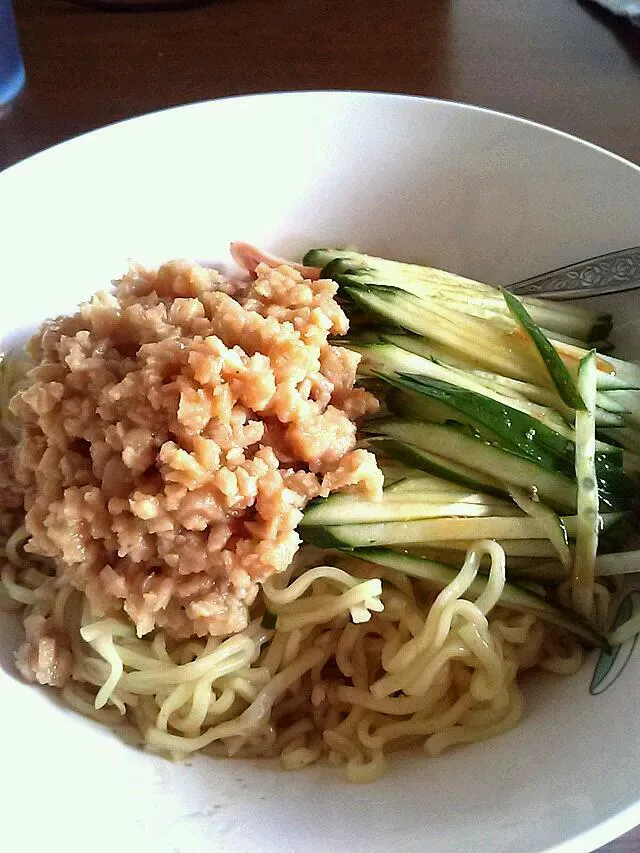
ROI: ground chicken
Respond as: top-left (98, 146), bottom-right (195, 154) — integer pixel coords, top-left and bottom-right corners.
top-left (7, 259), bottom-right (381, 639)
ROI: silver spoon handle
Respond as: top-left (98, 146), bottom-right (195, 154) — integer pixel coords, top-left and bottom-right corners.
top-left (506, 246), bottom-right (640, 300)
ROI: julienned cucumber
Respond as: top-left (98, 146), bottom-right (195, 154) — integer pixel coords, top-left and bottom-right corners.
top-left (598, 354), bottom-right (640, 390)
top-left (572, 350), bottom-right (600, 617)
top-left (407, 539), bottom-right (561, 558)
top-left (342, 547), bottom-right (606, 648)
top-left (313, 248), bottom-right (636, 391)
top-left (339, 280), bottom-right (545, 385)
top-left (303, 248), bottom-right (610, 343)
top-left (507, 486), bottom-right (571, 569)
top-left (381, 384), bottom-right (627, 510)
top-left (363, 420), bottom-right (577, 511)
top-left (383, 372), bottom-right (574, 468)
top-left (502, 289), bottom-right (586, 410)
top-left (384, 474), bottom-right (500, 499)
top-left (384, 384), bottom-right (564, 468)
top-left (301, 490), bottom-right (517, 526)
top-left (307, 249), bottom-right (637, 601)
top-left (366, 436), bottom-right (630, 513)
top-left (349, 337), bottom-right (575, 435)
top-left (366, 436), bottom-right (508, 499)
top-left (300, 513), bottom-right (591, 550)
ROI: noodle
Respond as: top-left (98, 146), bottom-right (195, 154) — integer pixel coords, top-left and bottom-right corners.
top-left (0, 529), bottom-right (579, 778)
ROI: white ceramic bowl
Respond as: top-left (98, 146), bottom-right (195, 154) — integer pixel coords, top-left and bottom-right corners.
top-left (1, 92), bottom-right (639, 853)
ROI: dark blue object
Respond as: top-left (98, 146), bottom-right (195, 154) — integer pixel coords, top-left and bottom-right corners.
top-left (0, 0), bottom-right (25, 107)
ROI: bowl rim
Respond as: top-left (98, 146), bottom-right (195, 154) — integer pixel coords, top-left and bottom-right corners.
top-left (2, 89), bottom-right (639, 188)
top-left (2, 89), bottom-right (640, 853)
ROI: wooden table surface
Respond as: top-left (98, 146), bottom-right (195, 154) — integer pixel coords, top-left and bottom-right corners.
top-left (2, 0), bottom-right (639, 849)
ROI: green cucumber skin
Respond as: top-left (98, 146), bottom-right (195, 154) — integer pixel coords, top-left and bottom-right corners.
top-left (301, 515), bottom-right (585, 549)
top-left (300, 525), bottom-right (352, 550)
top-left (302, 497), bottom-right (495, 526)
top-left (368, 418), bottom-right (629, 513)
top-left (502, 289), bottom-right (586, 411)
top-left (306, 248), bottom-right (635, 572)
top-left (383, 372), bottom-right (574, 469)
top-left (308, 248), bottom-right (610, 344)
top-left (368, 436), bottom-right (508, 499)
top-left (303, 249), bottom-right (365, 269)
top-left (311, 249), bottom-right (617, 352)
top-left (364, 419), bottom-right (577, 512)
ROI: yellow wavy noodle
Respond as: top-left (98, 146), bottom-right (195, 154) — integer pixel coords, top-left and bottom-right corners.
top-left (0, 527), bottom-right (583, 781)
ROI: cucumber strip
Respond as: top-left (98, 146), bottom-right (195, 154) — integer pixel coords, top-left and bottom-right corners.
top-left (407, 539), bottom-right (562, 558)
top-left (386, 492), bottom-right (514, 506)
top-left (496, 560), bottom-right (569, 584)
top-left (385, 487), bottom-right (508, 508)
top-left (502, 289), bottom-right (586, 410)
top-left (400, 547), bottom-right (561, 574)
top-left (301, 514), bottom-right (585, 550)
top-left (307, 248), bottom-right (609, 341)
top-left (365, 436), bottom-right (508, 499)
top-left (340, 280), bottom-right (546, 384)
top-left (595, 409), bottom-right (627, 428)
top-left (363, 420), bottom-right (577, 511)
top-left (379, 331), bottom-right (553, 397)
top-left (572, 351), bottom-right (600, 618)
top-left (354, 339), bottom-right (572, 435)
top-left (384, 475), bottom-right (501, 502)
top-left (380, 330), bottom-right (492, 374)
top-left (352, 340), bottom-right (476, 385)
top-left (380, 464), bottom-right (416, 485)
top-left (596, 371), bottom-right (638, 391)
top-left (376, 332), bottom-right (576, 433)
top-left (599, 427), bottom-right (640, 454)
top-left (343, 270), bottom-right (522, 333)
top-left (383, 372), bottom-right (574, 468)
top-left (603, 391), bottom-right (640, 427)
top-left (384, 472), bottom-right (466, 494)
top-left (398, 509), bottom-right (624, 552)
top-left (386, 389), bottom-right (531, 456)
top-left (315, 253), bottom-right (505, 306)
top-left (595, 551), bottom-right (640, 576)
top-left (348, 548), bottom-right (605, 648)
top-left (597, 354), bottom-right (640, 390)
top-left (301, 493), bottom-right (517, 526)
top-left (466, 368), bottom-right (574, 421)
top-left (507, 486), bottom-right (571, 569)
top-left (595, 391), bottom-right (631, 415)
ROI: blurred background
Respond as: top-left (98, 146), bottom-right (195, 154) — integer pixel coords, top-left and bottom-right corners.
top-left (1, 0), bottom-right (639, 171)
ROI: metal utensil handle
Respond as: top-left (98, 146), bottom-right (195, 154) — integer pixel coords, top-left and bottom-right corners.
top-left (506, 246), bottom-right (640, 300)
